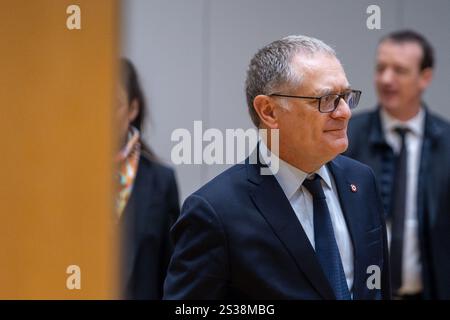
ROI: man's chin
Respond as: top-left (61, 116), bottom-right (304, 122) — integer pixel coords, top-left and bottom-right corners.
top-left (380, 101), bottom-right (400, 113)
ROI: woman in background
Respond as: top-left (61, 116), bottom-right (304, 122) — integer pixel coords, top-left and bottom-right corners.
top-left (116, 58), bottom-right (179, 299)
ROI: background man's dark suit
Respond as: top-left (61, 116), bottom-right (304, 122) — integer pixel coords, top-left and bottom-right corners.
top-left (164, 154), bottom-right (390, 299)
top-left (121, 155), bottom-right (180, 299)
top-left (346, 108), bottom-right (450, 299)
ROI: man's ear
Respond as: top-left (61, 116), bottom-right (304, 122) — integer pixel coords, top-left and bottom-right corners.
top-left (253, 95), bottom-right (279, 129)
top-left (419, 67), bottom-right (433, 90)
top-left (128, 98), bottom-right (140, 123)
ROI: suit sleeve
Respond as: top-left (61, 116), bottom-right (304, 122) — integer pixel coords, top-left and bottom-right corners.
top-left (159, 169), bottom-right (181, 298)
top-left (163, 194), bottom-right (229, 299)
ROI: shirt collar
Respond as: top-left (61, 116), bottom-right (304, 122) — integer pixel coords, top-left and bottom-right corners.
top-left (259, 139), bottom-right (332, 200)
top-left (380, 107), bottom-right (425, 137)
top-left (116, 126), bottom-right (140, 162)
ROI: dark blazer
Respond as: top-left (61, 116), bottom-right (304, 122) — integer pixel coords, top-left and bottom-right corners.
top-left (164, 154), bottom-right (390, 299)
top-left (345, 107), bottom-right (450, 299)
top-left (120, 154), bottom-right (180, 300)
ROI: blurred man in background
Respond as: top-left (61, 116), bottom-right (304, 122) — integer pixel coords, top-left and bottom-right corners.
top-left (164, 35), bottom-right (390, 300)
top-left (346, 30), bottom-right (450, 299)
top-left (118, 58), bottom-right (179, 299)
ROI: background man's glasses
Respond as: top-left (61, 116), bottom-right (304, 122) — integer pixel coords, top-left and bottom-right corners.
top-left (269, 89), bottom-right (362, 113)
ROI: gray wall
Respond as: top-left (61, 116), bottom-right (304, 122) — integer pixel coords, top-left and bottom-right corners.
top-left (122, 0), bottom-right (450, 201)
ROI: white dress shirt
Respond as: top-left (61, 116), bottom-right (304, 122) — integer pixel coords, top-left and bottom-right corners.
top-left (259, 141), bottom-right (354, 293)
top-left (380, 108), bottom-right (425, 295)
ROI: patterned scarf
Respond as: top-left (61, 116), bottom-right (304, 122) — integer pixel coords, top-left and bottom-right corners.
top-left (116, 126), bottom-right (141, 219)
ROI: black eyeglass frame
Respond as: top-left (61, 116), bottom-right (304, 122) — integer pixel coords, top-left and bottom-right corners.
top-left (269, 89), bottom-right (362, 113)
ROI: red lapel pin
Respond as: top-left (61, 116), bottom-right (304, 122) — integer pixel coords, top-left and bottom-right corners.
top-left (350, 184), bottom-right (357, 193)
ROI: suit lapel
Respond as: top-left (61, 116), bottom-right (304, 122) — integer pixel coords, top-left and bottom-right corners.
top-left (247, 161), bottom-right (336, 299)
top-left (120, 157), bottom-right (156, 289)
top-left (418, 110), bottom-right (442, 229)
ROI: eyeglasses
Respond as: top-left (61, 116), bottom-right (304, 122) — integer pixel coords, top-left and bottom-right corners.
top-left (269, 89), bottom-right (362, 113)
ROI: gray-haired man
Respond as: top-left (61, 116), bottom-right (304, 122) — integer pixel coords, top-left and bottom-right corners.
top-left (164, 35), bottom-right (390, 300)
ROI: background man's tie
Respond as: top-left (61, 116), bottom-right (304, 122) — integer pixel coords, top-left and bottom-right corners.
top-left (390, 127), bottom-right (409, 293)
top-left (303, 174), bottom-right (351, 300)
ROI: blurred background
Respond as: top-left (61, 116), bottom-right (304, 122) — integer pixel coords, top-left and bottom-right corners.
top-left (121, 0), bottom-right (450, 201)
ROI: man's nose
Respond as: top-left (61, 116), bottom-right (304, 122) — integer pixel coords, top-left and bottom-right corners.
top-left (378, 68), bottom-right (394, 85)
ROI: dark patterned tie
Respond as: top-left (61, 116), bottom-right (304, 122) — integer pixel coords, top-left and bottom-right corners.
top-left (303, 174), bottom-right (351, 300)
top-left (390, 127), bottom-right (409, 293)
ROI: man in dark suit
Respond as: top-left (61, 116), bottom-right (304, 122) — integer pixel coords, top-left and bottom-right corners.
top-left (345, 30), bottom-right (450, 299)
top-left (164, 35), bottom-right (390, 300)
top-left (118, 58), bottom-right (180, 299)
